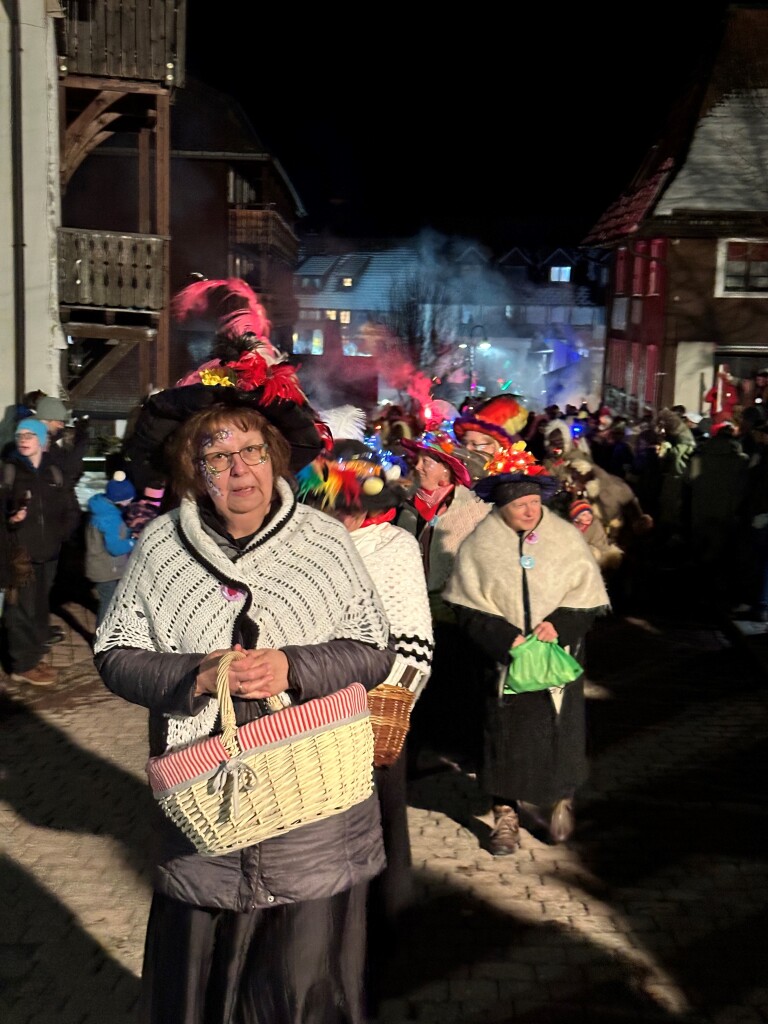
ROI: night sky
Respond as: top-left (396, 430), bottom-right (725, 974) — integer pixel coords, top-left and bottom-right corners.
top-left (185, 5), bottom-right (735, 254)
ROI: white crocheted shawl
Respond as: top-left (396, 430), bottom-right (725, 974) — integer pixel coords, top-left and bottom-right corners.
top-left (351, 522), bottom-right (434, 693)
top-left (95, 478), bottom-right (390, 747)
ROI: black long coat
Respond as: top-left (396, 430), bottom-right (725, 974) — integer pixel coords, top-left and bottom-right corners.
top-left (453, 603), bottom-right (598, 806)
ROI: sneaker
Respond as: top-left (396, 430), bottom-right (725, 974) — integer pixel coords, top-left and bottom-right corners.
top-left (489, 804), bottom-right (521, 856)
top-left (11, 663), bottom-right (58, 687)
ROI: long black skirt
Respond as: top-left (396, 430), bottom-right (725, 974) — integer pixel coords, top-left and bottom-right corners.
top-left (140, 883), bottom-right (369, 1024)
top-left (481, 678), bottom-right (588, 807)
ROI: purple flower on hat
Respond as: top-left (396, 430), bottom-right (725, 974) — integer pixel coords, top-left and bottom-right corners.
top-left (221, 585), bottom-right (245, 602)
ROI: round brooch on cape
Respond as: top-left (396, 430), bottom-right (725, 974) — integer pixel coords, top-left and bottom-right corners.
top-left (526, 531), bottom-right (539, 544)
top-left (520, 554), bottom-right (535, 569)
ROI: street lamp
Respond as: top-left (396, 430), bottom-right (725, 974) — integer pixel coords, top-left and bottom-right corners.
top-left (458, 324), bottom-right (490, 396)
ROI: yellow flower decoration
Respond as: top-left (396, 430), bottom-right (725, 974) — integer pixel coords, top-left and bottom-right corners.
top-left (200, 368), bottom-right (235, 387)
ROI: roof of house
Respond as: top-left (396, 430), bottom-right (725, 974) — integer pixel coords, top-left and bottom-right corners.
top-left (170, 76), bottom-right (306, 216)
top-left (295, 241), bottom-right (603, 316)
top-left (295, 246), bottom-right (423, 311)
top-left (582, 5), bottom-right (768, 247)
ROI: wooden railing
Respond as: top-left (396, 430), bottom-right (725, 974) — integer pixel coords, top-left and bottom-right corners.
top-left (58, 228), bottom-right (167, 310)
top-left (229, 209), bottom-right (299, 265)
top-left (60, 0), bottom-right (186, 85)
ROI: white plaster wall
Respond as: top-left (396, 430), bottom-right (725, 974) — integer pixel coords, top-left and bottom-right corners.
top-left (0, 1), bottom-right (64, 428)
top-left (0, 9), bottom-right (15, 418)
top-left (675, 341), bottom-right (715, 415)
top-left (657, 93), bottom-right (768, 214)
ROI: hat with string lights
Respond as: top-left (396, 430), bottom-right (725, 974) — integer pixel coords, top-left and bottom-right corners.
top-left (474, 442), bottom-right (561, 506)
top-left (295, 442), bottom-right (404, 516)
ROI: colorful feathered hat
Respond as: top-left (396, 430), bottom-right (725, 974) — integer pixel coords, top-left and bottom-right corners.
top-left (453, 393), bottom-right (529, 446)
top-left (295, 446), bottom-right (402, 514)
top-left (123, 279), bottom-right (324, 490)
top-left (400, 430), bottom-right (475, 489)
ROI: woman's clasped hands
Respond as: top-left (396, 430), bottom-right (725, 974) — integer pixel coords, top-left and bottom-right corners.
top-left (511, 620), bottom-right (558, 648)
top-left (195, 643), bottom-right (289, 700)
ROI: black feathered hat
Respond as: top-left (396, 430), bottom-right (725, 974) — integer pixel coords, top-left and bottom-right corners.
top-left (122, 279), bottom-right (323, 492)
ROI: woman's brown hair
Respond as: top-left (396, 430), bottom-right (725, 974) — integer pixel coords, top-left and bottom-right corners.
top-left (167, 405), bottom-right (292, 500)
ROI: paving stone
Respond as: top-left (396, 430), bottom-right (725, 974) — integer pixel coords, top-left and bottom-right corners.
top-left (3, 597), bottom-right (768, 1024)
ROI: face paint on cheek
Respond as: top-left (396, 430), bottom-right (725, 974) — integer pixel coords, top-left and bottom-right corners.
top-left (200, 462), bottom-right (223, 496)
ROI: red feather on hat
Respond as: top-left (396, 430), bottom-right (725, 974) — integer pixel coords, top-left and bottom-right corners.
top-left (260, 363), bottom-right (307, 405)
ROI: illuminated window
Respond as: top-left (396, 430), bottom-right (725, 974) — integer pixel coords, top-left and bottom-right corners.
top-left (342, 277), bottom-right (353, 288)
top-left (340, 311), bottom-right (351, 325)
top-left (293, 330), bottom-right (325, 355)
top-left (550, 266), bottom-right (571, 283)
top-left (716, 239), bottom-right (768, 296)
top-left (326, 310), bottom-right (337, 320)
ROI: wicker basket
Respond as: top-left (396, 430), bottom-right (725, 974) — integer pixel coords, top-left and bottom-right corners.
top-left (146, 652), bottom-right (375, 856)
top-left (368, 683), bottom-right (415, 768)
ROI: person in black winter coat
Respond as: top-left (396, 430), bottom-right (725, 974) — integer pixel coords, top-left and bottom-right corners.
top-left (1, 419), bottom-right (80, 686)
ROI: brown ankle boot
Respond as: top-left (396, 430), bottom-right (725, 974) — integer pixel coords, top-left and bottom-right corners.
top-left (489, 804), bottom-right (520, 856)
top-left (549, 798), bottom-right (575, 843)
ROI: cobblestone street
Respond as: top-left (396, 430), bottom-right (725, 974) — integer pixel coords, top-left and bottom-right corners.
top-left (2, 588), bottom-right (767, 1024)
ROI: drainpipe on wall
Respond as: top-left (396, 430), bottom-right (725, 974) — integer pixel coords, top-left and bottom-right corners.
top-left (8, 0), bottom-right (25, 401)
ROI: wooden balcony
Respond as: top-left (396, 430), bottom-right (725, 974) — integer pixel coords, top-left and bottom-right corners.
top-left (229, 209), bottom-right (299, 266)
top-left (59, 0), bottom-right (186, 85)
top-left (59, 227), bottom-right (167, 314)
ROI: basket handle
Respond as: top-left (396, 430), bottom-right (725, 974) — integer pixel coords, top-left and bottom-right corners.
top-left (216, 650), bottom-right (245, 757)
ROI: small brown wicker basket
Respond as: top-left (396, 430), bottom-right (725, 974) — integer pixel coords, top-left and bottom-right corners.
top-left (367, 683), bottom-right (415, 768)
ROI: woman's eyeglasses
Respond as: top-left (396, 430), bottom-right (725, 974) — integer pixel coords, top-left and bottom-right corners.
top-left (199, 443), bottom-right (269, 475)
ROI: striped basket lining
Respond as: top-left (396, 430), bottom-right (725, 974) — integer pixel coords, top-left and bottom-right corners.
top-left (147, 682), bottom-right (368, 793)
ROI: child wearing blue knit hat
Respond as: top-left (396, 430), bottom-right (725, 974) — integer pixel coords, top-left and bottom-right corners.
top-left (85, 471), bottom-right (137, 626)
top-left (15, 417), bottom-right (48, 448)
top-left (2, 417), bottom-right (80, 686)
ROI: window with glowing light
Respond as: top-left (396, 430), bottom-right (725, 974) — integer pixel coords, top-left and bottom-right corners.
top-left (340, 311), bottom-right (351, 325)
top-left (326, 310), bottom-right (337, 320)
top-left (292, 329), bottom-right (324, 355)
top-left (550, 266), bottom-right (571, 283)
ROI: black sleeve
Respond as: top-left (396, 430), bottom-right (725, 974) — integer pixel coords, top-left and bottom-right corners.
top-left (545, 607), bottom-right (602, 661)
top-left (450, 605), bottom-right (522, 665)
top-left (94, 648), bottom-right (209, 715)
top-left (282, 639), bottom-right (396, 699)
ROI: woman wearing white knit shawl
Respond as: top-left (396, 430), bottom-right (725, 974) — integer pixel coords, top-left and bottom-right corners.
top-left (94, 280), bottom-right (395, 1024)
top-left (443, 447), bottom-right (609, 855)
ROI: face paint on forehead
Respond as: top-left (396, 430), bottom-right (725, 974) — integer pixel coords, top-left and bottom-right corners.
top-left (199, 428), bottom-right (233, 453)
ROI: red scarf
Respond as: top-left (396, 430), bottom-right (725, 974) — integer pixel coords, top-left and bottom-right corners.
top-left (414, 483), bottom-right (454, 522)
top-left (362, 508), bottom-right (397, 528)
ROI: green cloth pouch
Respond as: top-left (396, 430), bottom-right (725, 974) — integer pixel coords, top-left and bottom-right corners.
top-left (504, 635), bottom-right (583, 695)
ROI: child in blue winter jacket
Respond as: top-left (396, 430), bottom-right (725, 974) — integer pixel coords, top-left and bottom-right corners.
top-left (85, 471), bottom-right (136, 626)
